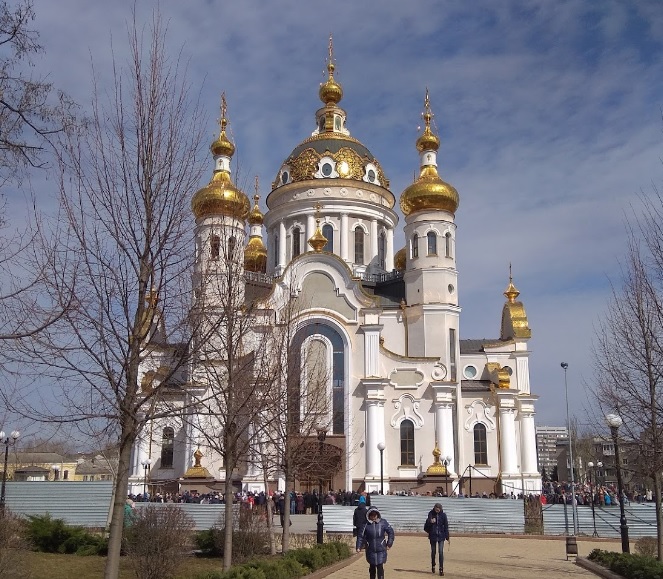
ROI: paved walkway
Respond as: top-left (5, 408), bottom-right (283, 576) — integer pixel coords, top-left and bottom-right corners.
top-left (323, 535), bottom-right (621, 578)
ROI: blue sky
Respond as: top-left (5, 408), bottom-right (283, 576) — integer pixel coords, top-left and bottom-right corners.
top-left (12, 0), bottom-right (663, 431)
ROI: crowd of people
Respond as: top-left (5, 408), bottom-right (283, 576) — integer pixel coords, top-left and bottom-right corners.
top-left (541, 480), bottom-right (655, 507)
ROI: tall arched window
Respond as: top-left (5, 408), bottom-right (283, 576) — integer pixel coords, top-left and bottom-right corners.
top-left (227, 236), bottom-right (236, 259)
top-left (400, 419), bottom-right (415, 465)
top-left (445, 232), bottom-right (452, 258)
top-left (412, 234), bottom-right (419, 259)
top-left (274, 235), bottom-right (279, 266)
top-left (211, 235), bottom-right (220, 259)
top-left (292, 227), bottom-right (301, 257)
top-left (354, 227), bottom-right (364, 265)
top-left (378, 232), bottom-right (386, 269)
top-left (473, 423), bottom-right (488, 465)
top-left (427, 231), bottom-right (437, 256)
top-left (161, 427), bottom-right (174, 468)
top-left (322, 224), bottom-right (333, 253)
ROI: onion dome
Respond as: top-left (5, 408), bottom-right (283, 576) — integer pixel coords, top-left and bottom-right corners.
top-left (394, 247), bottom-right (406, 271)
top-left (400, 89), bottom-right (459, 216)
top-left (244, 191), bottom-right (267, 273)
top-left (307, 203), bottom-right (328, 252)
top-left (500, 268), bottom-right (532, 340)
top-left (319, 35), bottom-right (343, 106)
top-left (192, 94), bottom-right (250, 220)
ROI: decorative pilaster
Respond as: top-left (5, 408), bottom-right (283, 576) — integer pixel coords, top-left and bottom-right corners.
top-left (306, 214), bottom-right (315, 247)
top-left (386, 228), bottom-right (394, 271)
top-left (495, 391), bottom-right (518, 475)
top-left (363, 378), bottom-right (386, 477)
top-left (362, 323), bottom-right (382, 378)
top-left (518, 396), bottom-right (539, 474)
top-left (340, 213), bottom-right (349, 261)
top-left (370, 219), bottom-right (378, 262)
top-left (278, 221), bottom-right (286, 273)
top-left (431, 383), bottom-right (456, 475)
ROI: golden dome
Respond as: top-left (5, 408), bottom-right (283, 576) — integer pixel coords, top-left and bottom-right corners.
top-left (394, 247), bottom-right (406, 271)
top-left (319, 35), bottom-right (343, 106)
top-left (400, 90), bottom-right (459, 216)
top-left (192, 94), bottom-right (250, 220)
top-left (192, 170), bottom-right (250, 220)
top-left (244, 236), bottom-right (267, 273)
top-left (248, 193), bottom-right (264, 226)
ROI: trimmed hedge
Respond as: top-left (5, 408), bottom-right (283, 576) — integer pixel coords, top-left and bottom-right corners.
top-left (25, 514), bottom-right (108, 556)
top-left (588, 548), bottom-right (663, 579)
top-left (193, 541), bottom-right (352, 579)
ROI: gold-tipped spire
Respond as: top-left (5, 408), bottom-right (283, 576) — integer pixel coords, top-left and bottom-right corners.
top-left (244, 177), bottom-right (267, 273)
top-left (211, 92), bottom-right (236, 157)
top-left (500, 266), bottom-right (532, 340)
top-left (503, 263), bottom-right (520, 303)
top-left (400, 89), bottom-right (459, 216)
top-left (319, 34), bottom-right (343, 106)
top-left (247, 178), bottom-right (264, 226)
top-left (308, 202), bottom-right (328, 252)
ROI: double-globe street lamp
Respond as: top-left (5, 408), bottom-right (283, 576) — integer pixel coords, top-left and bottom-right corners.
top-left (586, 461), bottom-right (602, 537)
top-left (377, 441), bottom-right (386, 495)
top-left (316, 428), bottom-right (327, 544)
top-left (606, 413), bottom-right (630, 553)
top-left (442, 456), bottom-right (452, 496)
top-left (1, 430), bottom-right (20, 515)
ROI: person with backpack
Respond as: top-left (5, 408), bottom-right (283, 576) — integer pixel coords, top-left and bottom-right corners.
top-left (424, 502), bottom-right (450, 575)
top-left (353, 495), bottom-right (368, 537)
top-left (356, 506), bottom-right (394, 579)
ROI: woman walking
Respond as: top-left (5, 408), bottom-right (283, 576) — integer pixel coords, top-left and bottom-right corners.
top-left (356, 506), bottom-right (395, 579)
top-left (424, 502), bottom-right (450, 575)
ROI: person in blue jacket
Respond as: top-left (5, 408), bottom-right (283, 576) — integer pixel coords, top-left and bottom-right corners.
top-left (356, 506), bottom-right (395, 579)
top-left (424, 502), bottom-right (450, 576)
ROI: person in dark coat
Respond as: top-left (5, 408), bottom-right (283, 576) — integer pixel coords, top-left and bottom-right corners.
top-left (424, 503), bottom-right (450, 575)
top-left (356, 506), bottom-right (394, 579)
top-left (353, 495), bottom-right (368, 536)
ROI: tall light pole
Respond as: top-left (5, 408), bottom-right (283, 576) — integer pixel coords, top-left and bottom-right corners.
top-left (141, 459), bottom-right (151, 498)
top-left (561, 362), bottom-right (578, 535)
top-left (316, 428), bottom-right (327, 544)
top-left (377, 441), bottom-right (386, 495)
top-left (606, 413), bottom-right (630, 553)
top-left (587, 461), bottom-right (602, 537)
top-left (0, 430), bottom-right (20, 515)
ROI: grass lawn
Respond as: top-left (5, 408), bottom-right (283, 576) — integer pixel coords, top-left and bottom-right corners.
top-left (21, 551), bottom-right (225, 579)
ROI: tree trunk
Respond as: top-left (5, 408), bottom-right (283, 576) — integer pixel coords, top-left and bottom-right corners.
top-left (282, 477), bottom-right (293, 552)
top-left (223, 476), bottom-right (234, 571)
top-left (104, 428), bottom-right (136, 579)
top-left (655, 472), bottom-right (663, 561)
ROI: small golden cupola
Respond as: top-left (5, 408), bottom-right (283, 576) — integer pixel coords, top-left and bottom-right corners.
top-left (244, 180), bottom-right (268, 273)
top-left (394, 247), bottom-right (406, 271)
top-left (319, 35), bottom-right (343, 108)
top-left (307, 203), bottom-right (328, 253)
top-left (500, 267), bottom-right (532, 340)
top-left (400, 89), bottom-right (460, 216)
top-left (191, 93), bottom-right (250, 221)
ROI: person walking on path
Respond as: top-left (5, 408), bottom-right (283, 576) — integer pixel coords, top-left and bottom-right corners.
top-left (356, 506), bottom-right (394, 579)
top-left (424, 502), bottom-right (450, 575)
top-left (353, 495), bottom-right (368, 537)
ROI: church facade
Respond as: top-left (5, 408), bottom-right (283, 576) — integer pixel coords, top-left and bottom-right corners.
top-left (128, 45), bottom-right (541, 497)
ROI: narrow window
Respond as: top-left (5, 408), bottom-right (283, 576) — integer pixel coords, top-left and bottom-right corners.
top-left (449, 328), bottom-right (457, 381)
top-left (161, 427), bottom-right (174, 468)
top-left (474, 423), bottom-right (488, 465)
top-left (274, 235), bottom-right (279, 266)
top-left (400, 419), bottom-right (415, 466)
top-left (293, 227), bottom-right (301, 257)
top-left (63, 470), bottom-right (69, 480)
top-left (227, 236), bottom-right (236, 259)
top-left (412, 234), bottom-right (419, 259)
top-left (322, 224), bottom-right (334, 253)
top-left (378, 232), bottom-right (386, 269)
top-left (427, 231), bottom-right (437, 256)
top-left (354, 227), bottom-right (364, 265)
top-left (445, 232), bottom-right (452, 258)
top-left (211, 235), bottom-right (220, 259)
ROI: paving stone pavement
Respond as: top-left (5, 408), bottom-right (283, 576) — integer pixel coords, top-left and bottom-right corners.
top-left (321, 535), bottom-right (622, 579)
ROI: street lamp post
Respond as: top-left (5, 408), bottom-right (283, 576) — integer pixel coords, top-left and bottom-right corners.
top-left (0, 430), bottom-right (20, 515)
top-left (587, 461), bottom-right (602, 537)
top-left (377, 442), bottom-right (386, 495)
top-left (442, 456), bottom-right (451, 496)
top-left (316, 428), bottom-right (327, 544)
top-left (141, 459), bottom-right (151, 498)
top-left (606, 413), bottom-right (630, 553)
top-left (561, 362), bottom-right (578, 536)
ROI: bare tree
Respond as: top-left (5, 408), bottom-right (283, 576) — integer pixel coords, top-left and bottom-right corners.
top-left (593, 202), bottom-right (663, 559)
top-left (10, 10), bottom-right (207, 579)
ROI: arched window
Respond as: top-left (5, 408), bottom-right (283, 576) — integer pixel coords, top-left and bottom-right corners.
top-left (445, 232), bottom-right (452, 258)
top-left (322, 224), bottom-right (334, 253)
top-left (400, 419), bottom-right (415, 465)
top-left (274, 235), bottom-right (279, 266)
top-left (354, 227), bottom-right (364, 265)
top-left (473, 423), bottom-right (488, 465)
top-left (378, 232), bottom-right (386, 269)
top-left (427, 231), bottom-right (437, 256)
top-left (161, 427), bottom-right (174, 468)
top-left (210, 235), bottom-right (220, 259)
top-left (227, 236), bottom-right (236, 259)
top-left (412, 234), bottom-right (419, 259)
top-left (292, 227), bottom-right (301, 257)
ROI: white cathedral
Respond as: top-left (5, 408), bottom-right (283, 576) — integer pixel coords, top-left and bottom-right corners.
top-left (128, 45), bottom-right (541, 497)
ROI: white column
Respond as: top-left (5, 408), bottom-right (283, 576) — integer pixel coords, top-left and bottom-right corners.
top-left (520, 410), bottom-right (538, 474)
top-left (499, 407), bottom-right (518, 474)
top-left (366, 400), bottom-right (384, 476)
top-left (386, 228), bottom-right (394, 271)
top-left (363, 325), bottom-right (382, 378)
top-left (306, 214), bottom-right (315, 247)
top-left (370, 219), bottom-right (378, 262)
top-left (340, 213), bottom-right (349, 261)
top-left (435, 402), bottom-right (455, 475)
top-left (278, 221), bottom-right (286, 272)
